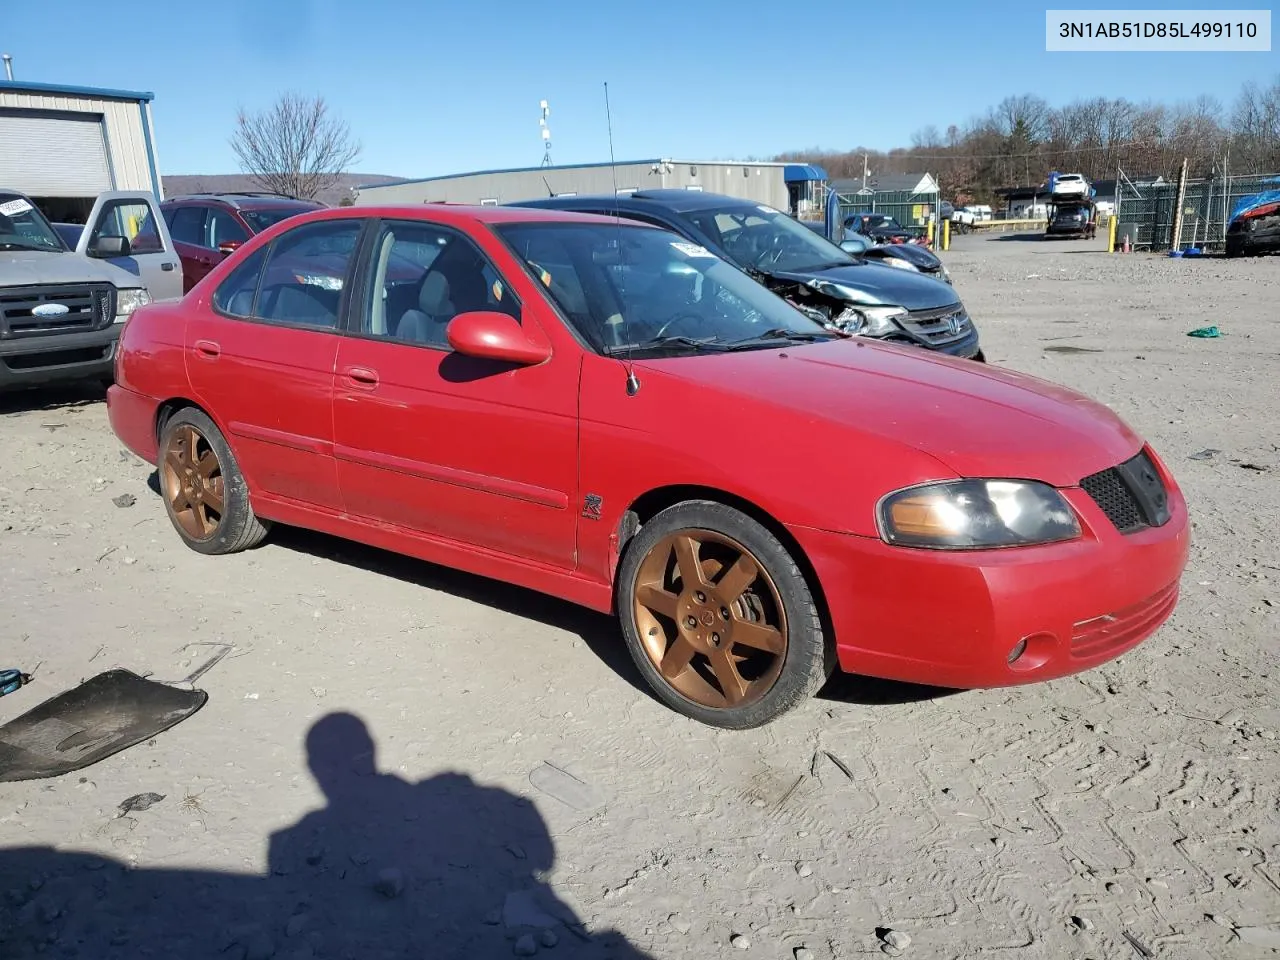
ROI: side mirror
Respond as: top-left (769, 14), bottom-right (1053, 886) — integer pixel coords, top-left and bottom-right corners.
top-left (89, 234), bottom-right (130, 258)
top-left (217, 240), bottom-right (242, 257)
top-left (446, 311), bottom-right (549, 366)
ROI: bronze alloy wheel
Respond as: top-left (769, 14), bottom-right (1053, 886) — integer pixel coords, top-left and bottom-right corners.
top-left (632, 529), bottom-right (788, 709)
top-left (160, 423), bottom-right (225, 541)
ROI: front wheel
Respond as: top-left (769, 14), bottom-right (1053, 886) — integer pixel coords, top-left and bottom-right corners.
top-left (617, 501), bottom-right (833, 729)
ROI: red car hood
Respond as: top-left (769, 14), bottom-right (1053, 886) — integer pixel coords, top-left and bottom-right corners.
top-left (640, 338), bottom-right (1144, 487)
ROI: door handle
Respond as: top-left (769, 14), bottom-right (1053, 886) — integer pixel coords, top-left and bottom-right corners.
top-left (161, 262), bottom-right (176, 271)
top-left (194, 339), bottom-right (221, 359)
top-left (343, 366), bottom-right (379, 387)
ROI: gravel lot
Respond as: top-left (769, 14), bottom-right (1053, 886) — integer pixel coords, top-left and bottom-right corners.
top-left (1, 233), bottom-right (1277, 959)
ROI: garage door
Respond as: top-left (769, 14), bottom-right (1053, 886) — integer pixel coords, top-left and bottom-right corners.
top-left (0, 111), bottom-right (113, 197)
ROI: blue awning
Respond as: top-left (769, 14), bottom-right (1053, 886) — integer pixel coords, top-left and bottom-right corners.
top-left (784, 164), bottom-right (828, 183)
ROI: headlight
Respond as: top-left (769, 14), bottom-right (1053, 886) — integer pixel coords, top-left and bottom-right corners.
top-left (878, 479), bottom-right (1081, 549)
top-left (114, 288), bottom-right (152, 322)
top-left (879, 256), bottom-right (919, 272)
top-left (835, 305), bottom-right (908, 336)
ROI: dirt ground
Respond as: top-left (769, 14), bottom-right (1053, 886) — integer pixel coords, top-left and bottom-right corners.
top-left (1, 233), bottom-right (1277, 960)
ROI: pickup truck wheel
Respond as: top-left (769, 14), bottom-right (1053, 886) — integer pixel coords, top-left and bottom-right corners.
top-left (158, 408), bottom-right (269, 555)
top-left (618, 501), bottom-right (834, 729)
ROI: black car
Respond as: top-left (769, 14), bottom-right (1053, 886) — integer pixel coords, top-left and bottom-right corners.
top-left (843, 213), bottom-right (922, 243)
top-left (1225, 199), bottom-right (1280, 257)
top-left (511, 191), bottom-right (982, 360)
top-left (1046, 202), bottom-right (1096, 239)
top-left (801, 220), bottom-right (952, 284)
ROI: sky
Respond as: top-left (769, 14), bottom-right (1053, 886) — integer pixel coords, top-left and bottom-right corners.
top-left (2, 0), bottom-right (1275, 181)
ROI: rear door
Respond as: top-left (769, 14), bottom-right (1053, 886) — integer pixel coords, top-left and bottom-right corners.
top-left (77, 190), bottom-right (183, 302)
top-left (162, 204), bottom-right (214, 293)
top-left (184, 216), bottom-right (365, 512)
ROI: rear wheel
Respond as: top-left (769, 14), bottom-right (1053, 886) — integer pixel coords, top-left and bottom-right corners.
top-left (158, 407), bottom-right (270, 555)
top-left (617, 501), bottom-right (833, 729)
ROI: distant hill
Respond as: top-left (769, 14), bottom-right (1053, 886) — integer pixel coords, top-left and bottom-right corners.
top-left (161, 173), bottom-right (403, 207)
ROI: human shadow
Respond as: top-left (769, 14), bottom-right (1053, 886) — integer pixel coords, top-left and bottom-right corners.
top-left (0, 712), bottom-right (654, 960)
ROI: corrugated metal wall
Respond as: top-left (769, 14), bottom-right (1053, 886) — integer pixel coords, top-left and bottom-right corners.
top-left (0, 90), bottom-right (154, 194)
top-left (356, 162), bottom-right (791, 209)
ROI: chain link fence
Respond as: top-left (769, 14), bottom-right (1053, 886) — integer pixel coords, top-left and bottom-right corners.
top-left (1116, 173), bottom-right (1280, 251)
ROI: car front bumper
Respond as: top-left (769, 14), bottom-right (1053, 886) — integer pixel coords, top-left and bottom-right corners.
top-left (0, 325), bottom-right (119, 391)
top-left (879, 323), bottom-right (983, 360)
top-left (786, 460), bottom-right (1190, 689)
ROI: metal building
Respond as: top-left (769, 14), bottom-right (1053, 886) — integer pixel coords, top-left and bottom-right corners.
top-left (0, 79), bottom-right (163, 222)
top-left (354, 159), bottom-right (829, 216)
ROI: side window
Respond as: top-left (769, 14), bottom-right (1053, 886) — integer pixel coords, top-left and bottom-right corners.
top-left (212, 246), bottom-right (268, 317)
top-left (168, 206), bottom-right (206, 246)
top-left (89, 199), bottom-right (165, 254)
top-left (254, 219), bottom-right (363, 329)
top-left (360, 220), bottom-right (519, 349)
top-left (206, 208), bottom-right (249, 248)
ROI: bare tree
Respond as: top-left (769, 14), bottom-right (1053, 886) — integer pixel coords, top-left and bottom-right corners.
top-left (229, 92), bottom-right (361, 201)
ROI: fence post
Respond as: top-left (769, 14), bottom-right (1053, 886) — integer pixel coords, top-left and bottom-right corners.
top-left (1171, 158), bottom-right (1189, 252)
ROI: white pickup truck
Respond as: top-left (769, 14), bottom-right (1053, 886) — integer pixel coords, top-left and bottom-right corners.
top-left (0, 188), bottom-right (181, 392)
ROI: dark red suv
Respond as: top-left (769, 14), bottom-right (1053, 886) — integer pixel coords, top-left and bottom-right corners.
top-left (159, 193), bottom-right (324, 293)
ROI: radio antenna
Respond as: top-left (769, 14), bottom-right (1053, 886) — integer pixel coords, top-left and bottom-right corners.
top-left (604, 81), bottom-right (640, 397)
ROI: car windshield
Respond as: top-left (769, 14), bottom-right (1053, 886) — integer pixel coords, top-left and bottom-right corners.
top-left (683, 204), bottom-right (858, 275)
top-left (495, 221), bottom-right (838, 357)
top-left (0, 193), bottom-right (66, 252)
top-left (241, 206), bottom-right (320, 233)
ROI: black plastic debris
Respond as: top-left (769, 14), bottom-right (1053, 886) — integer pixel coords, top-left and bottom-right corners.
top-left (0, 669), bottom-right (207, 782)
top-left (116, 792), bottom-right (166, 817)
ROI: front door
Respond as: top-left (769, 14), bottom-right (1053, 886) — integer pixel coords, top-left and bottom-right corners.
top-left (184, 217), bottom-right (364, 512)
top-left (78, 191), bottom-right (183, 302)
top-left (332, 217), bottom-right (578, 569)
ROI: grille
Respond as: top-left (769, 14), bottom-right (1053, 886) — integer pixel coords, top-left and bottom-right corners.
top-left (899, 304), bottom-right (971, 345)
top-left (1080, 449), bottom-right (1170, 534)
top-left (0, 284), bottom-right (115, 340)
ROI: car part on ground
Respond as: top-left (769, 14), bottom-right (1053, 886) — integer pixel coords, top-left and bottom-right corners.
top-left (106, 203), bottom-right (1189, 728)
top-left (510, 191), bottom-right (981, 360)
top-left (0, 188), bottom-right (180, 392)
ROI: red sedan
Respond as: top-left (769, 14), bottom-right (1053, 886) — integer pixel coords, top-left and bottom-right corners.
top-left (106, 205), bottom-right (1190, 729)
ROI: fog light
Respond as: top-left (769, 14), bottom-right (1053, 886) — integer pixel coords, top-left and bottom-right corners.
top-left (1007, 639), bottom-right (1028, 664)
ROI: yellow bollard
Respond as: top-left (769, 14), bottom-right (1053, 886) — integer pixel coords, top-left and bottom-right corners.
top-left (1107, 215), bottom-right (1117, 253)
top-left (927, 220), bottom-right (935, 245)
top-left (942, 219), bottom-right (950, 251)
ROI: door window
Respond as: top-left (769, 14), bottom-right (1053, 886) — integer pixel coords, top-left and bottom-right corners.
top-left (167, 206), bottom-right (206, 246)
top-left (212, 246), bottom-right (268, 318)
top-left (209, 219), bottom-right (362, 329)
top-left (206, 208), bottom-right (249, 248)
top-left (359, 220), bottom-right (519, 349)
top-left (88, 199), bottom-right (166, 254)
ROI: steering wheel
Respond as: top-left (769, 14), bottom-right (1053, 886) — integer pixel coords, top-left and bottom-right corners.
top-left (652, 312), bottom-right (707, 340)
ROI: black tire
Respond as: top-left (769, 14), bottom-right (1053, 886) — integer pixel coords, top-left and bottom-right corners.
top-left (158, 407), bottom-right (270, 555)
top-left (617, 500), bottom-right (834, 729)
